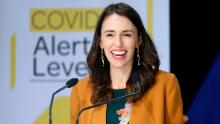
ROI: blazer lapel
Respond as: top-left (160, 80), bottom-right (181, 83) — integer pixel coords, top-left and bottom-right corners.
top-left (130, 100), bottom-right (155, 124)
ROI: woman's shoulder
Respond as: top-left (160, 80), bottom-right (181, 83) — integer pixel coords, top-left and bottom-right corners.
top-left (155, 70), bottom-right (177, 81)
top-left (141, 70), bottom-right (181, 101)
top-left (78, 75), bottom-right (91, 83)
top-left (154, 70), bottom-right (179, 88)
top-left (75, 75), bottom-right (93, 91)
top-left (156, 70), bottom-right (175, 76)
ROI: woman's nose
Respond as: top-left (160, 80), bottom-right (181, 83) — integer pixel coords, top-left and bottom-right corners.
top-left (114, 35), bottom-right (123, 47)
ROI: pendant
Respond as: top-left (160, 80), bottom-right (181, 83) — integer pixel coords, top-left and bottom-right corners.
top-left (116, 103), bottom-right (132, 124)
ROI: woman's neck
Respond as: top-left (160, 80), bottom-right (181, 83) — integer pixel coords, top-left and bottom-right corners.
top-left (110, 66), bottom-right (132, 89)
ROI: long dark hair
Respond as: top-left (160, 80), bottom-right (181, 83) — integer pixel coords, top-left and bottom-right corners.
top-left (87, 2), bottom-right (160, 104)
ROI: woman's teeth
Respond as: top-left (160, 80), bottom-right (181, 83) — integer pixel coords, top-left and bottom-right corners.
top-left (111, 51), bottom-right (127, 56)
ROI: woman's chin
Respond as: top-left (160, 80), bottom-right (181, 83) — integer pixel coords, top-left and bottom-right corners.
top-left (109, 62), bottom-right (130, 69)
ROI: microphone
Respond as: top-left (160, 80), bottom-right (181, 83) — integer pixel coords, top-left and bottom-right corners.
top-left (75, 72), bottom-right (141, 124)
top-left (49, 78), bottom-right (78, 124)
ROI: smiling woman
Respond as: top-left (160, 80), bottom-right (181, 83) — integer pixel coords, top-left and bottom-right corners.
top-left (70, 2), bottom-right (184, 124)
top-left (100, 14), bottom-right (139, 72)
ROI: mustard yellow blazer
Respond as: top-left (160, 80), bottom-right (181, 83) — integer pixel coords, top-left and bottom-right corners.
top-left (70, 70), bottom-right (184, 124)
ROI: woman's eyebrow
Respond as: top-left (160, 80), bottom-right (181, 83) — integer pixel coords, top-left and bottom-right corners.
top-left (103, 29), bottom-right (135, 33)
top-left (122, 30), bottom-right (135, 33)
top-left (104, 30), bottom-right (115, 33)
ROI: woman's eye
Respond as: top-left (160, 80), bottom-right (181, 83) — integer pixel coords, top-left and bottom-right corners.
top-left (106, 34), bottom-right (113, 37)
top-left (124, 34), bottom-right (132, 37)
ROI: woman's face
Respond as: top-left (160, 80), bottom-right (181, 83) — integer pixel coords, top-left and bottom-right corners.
top-left (100, 13), bottom-right (140, 69)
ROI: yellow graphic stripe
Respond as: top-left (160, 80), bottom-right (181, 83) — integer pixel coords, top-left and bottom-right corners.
top-left (34, 96), bottom-right (70, 124)
top-left (30, 8), bottom-right (103, 32)
top-left (147, 0), bottom-right (153, 38)
top-left (10, 33), bottom-right (16, 90)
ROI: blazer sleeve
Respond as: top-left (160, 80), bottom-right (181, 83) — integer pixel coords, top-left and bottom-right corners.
top-left (70, 85), bottom-right (80, 124)
top-left (164, 74), bottom-right (184, 124)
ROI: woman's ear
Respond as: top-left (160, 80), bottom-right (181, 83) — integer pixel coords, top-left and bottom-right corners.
top-left (136, 36), bottom-right (142, 47)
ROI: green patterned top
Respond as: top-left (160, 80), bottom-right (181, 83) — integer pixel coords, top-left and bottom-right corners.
top-left (106, 89), bottom-right (128, 124)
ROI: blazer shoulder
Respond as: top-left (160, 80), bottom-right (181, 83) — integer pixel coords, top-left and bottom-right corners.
top-left (156, 70), bottom-right (178, 82)
top-left (156, 70), bottom-right (176, 78)
top-left (73, 75), bottom-right (93, 95)
top-left (78, 75), bottom-right (92, 86)
top-left (154, 70), bottom-right (180, 89)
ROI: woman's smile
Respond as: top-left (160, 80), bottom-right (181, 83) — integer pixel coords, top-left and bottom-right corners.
top-left (111, 49), bottom-right (127, 59)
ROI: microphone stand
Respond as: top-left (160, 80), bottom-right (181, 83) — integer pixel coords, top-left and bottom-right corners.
top-left (49, 78), bottom-right (78, 124)
top-left (49, 85), bottom-right (68, 124)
